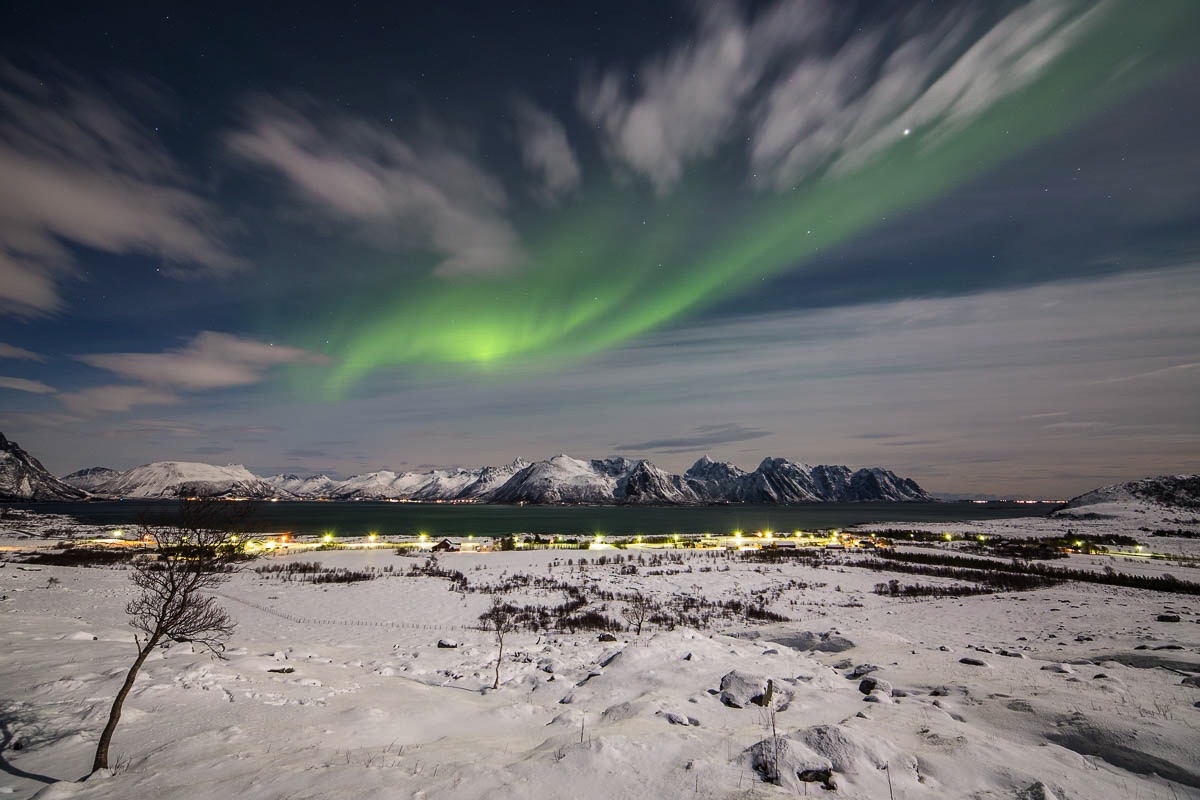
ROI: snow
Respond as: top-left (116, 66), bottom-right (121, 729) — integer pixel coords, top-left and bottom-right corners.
top-left (1, 503), bottom-right (1198, 799)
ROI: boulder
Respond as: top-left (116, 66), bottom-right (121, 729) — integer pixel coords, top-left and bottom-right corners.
top-left (959, 657), bottom-right (988, 667)
top-left (858, 676), bottom-right (892, 696)
top-left (718, 670), bottom-right (785, 709)
top-left (598, 632), bottom-right (619, 642)
top-left (1040, 663), bottom-right (1074, 674)
top-left (436, 639), bottom-right (459, 649)
top-left (1157, 614), bottom-right (1181, 623)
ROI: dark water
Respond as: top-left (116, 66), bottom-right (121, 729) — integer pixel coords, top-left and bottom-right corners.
top-left (10, 500), bottom-right (1052, 537)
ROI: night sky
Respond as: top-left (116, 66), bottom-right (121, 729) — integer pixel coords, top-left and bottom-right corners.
top-left (2, 1), bottom-right (1198, 497)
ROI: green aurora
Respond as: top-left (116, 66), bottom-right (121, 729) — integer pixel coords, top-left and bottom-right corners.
top-left (320, 1), bottom-right (1199, 396)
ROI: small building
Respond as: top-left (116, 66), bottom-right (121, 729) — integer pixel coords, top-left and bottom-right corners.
top-left (431, 538), bottom-right (460, 552)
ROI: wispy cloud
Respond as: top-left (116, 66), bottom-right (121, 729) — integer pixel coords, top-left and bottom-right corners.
top-left (227, 98), bottom-right (525, 277)
top-left (0, 342), bottom-right (44, 361)
top-left (62, 331), bottom-right (330, 414)
top-left (0, 63), bottom-right (241, 316)
top-left (753, 0), bottom-right (1103, 187)
top-left (58, 384), bottom-right (180, 415)
top-left (0, 375), bottom-right (55, 394)
top-left (579, 2), bottom-right (826, 194)
top-left (513, 98), bottom-right (581, 204)
top-left (617, 422), bottom-right (771, 454)
top-left (579, 1), bottom-right (1105, 194)
top-left (77, 331), bottom-right (330, 391)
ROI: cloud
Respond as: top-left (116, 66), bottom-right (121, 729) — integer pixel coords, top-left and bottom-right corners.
top-left (0, 342), bottom-right (44, 361)
top-left (751, 1), bottom-right (1102, 187)
top-left (617, 422), bottom-right (771, 454)
top-left (579, 1), bottom-right (1105, 194)
top-left (0, 63), bottom-right (241, 316)
top-left (58, 384), bottom-right (180, 415)
top-left (513, 99), bottom-right (581, 204)
top-left (191, 445), bottom-right (234, 455)
top-left (77, 331), bottom-right (331, 391)
top-left (226, 98), bottom-right (525, 277)
top-left (580, 2), bottom-right (827, 194)
top-left (0, 375), bottom-right (55, 394)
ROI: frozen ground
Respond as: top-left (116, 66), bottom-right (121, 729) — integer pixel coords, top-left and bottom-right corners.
top-left (1, 510), bottom-right (1198, 799)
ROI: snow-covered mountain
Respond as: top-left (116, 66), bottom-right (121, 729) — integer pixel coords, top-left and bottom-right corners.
top-left (684, 456), bottom-right (931, 504)
top-left (265, 473), bottom-right (340, 497)
top-left (93, 461), bottom-right (287, 499)
top-left (54, 449), bottom-right (931, 505)
top-left (0, 433), bottom-right (89, 501)
top-left (1060, 474), bottom-right (1200, 511)
top-left (61, 466), bottom-right (121, 492)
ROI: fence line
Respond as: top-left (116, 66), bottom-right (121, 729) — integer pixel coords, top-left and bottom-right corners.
top-left (213, 591), bottom-right (473, 632)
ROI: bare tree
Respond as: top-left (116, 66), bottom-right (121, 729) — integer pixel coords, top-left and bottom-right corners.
top-left (479, 596), bottom-right (517, 690)
top-left (91, 499), bottom-right (254, 774)
top-left (620, 592), bottom-right (653, 636)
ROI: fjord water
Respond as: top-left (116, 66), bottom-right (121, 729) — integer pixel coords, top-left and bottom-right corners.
top-left (18, 500), bottom-right (1049, 537)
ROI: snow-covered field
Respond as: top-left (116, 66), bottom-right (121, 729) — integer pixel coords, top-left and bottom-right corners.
top-left (2, 510), bottom-right (1199, 799)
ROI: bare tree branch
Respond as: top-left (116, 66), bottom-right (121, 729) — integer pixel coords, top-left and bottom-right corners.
top-left (91, 499), bottom-right (255, 774)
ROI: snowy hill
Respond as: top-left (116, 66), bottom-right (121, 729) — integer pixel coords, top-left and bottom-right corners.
top-left (61, 466), bottom-right (121, 492)
top-left (1053, 474), bottom-right (1200, 524)
top-left (95, 461), bottom-right (288, 499)
top-left (1060, 474), bottom-right (1200, 511)
top-left (0, 433), bottom-right (89, 501)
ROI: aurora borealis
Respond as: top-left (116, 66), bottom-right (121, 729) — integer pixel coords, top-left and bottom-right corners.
top-left (2, 0), bottom-right (1199, 496)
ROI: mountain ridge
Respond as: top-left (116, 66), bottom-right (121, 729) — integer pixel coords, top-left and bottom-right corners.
top-left (61, 451), bottom-right (934, 504)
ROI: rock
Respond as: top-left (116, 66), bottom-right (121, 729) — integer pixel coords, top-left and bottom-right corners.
top-left (959, 657), bottom-right (988, 667)
top-left (938, 645), bottom-right (952, 652)
top-left (862, 693), bottom-right (892, 704)
top-left (771, 630), bottom-right (856, 653)
top-left (832, 658), bottom-right (854, 670)
top-left (797, 768), bottom-right (837, 790)
top-left (1017, 782), bottom-right (1061, 800)
top-left (999, 649), bottom-right (1026, 659)
top-left (1181, 674), bottom-right (1200, 688)
top-left (663, 711), bottom-right (691, 726)
top-left (598, 632), bottom-right (619, 642)
top-left (267, 667), bottom-right (294, 674)
top-left (436, 639), bottom-right (459, 649)
top-left (1157, 614), bottom-right (1181, 623)
top-left (858, 677), bottom-right (892, 696)
top-left (1040, 663), bottom-right (1074, 674)
top-left (719, 670), bottom-right (778, 709)
top-left (743, 736), bottom-right (834, 790)
top-left (847, 663), bottom-right (879, 678)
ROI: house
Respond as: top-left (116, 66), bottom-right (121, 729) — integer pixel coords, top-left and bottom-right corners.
top-left (431, 538), bottom-right (460, 552)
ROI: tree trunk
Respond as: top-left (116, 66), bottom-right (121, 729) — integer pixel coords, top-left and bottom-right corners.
top-left (92, 636), bottom-right (158, 773)
top-left (492, 636), bottom-right (503, 690)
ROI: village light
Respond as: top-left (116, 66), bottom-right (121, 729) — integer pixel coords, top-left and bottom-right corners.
top-left (368, 533), bottom-right (378, 543)
top-left (944, 533), bottom-right (953, 541)
top-left (673, 534), bottom-right (681, 542)
top-left (323, 533), bottom-right (333, 543)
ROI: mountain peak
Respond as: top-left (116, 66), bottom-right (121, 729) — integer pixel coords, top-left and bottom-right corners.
top-left (0, 432), bottom-right (89, 501)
